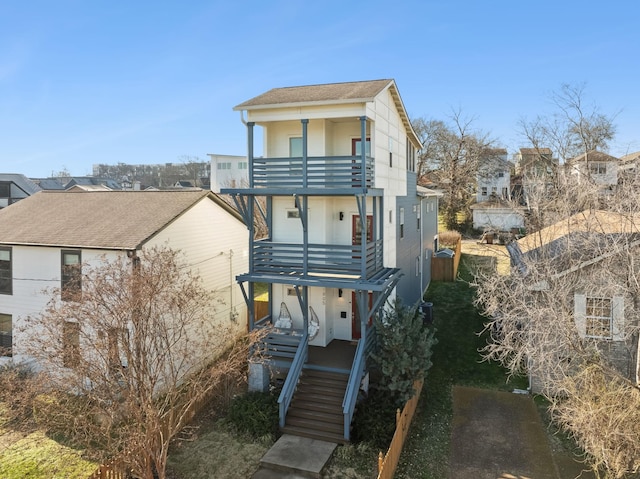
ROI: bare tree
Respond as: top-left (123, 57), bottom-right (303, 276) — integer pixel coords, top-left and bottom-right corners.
top-left (413, 111), bottom-right (494, 230)
top-left (519, 83), bottom-right (617, 165)
top-left (22, 246), bottom-right (249, 479)
top-left (474, 179), bottom-right (640, 477)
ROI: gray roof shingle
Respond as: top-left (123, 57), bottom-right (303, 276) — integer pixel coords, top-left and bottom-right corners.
top-left (234, 79), bottom-right (394, 110)
top-left (0, 190), bottom-right (238, 250)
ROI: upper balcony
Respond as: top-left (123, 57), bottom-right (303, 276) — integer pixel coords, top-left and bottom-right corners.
top-left (251, 155), bottom-right (374, 190)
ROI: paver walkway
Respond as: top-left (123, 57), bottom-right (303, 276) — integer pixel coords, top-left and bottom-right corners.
top-left (449, 386), bottom-right (592, 479)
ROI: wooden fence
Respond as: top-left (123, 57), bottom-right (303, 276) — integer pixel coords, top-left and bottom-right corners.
top-left (88, 458), bottom-right (128, 479)
top-left (431, 237), bottom-right (462, 282)
top-left (376, 378), bottom-right (424, 479)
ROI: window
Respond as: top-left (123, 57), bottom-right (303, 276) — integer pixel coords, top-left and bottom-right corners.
top-left (62, 320), bottom-right (80, 368)
top-left (589, 162), bottom-right (607, 175)
top-left (0, 313), bottom-right (11, 357)
top-left (417, 210), bottom-right (421, 230)
top-left (406, 138), bottom-right (416, 172)
top-left (217, 162), bottom-right (232, 170)
top-left (481, 187), bottom-right (488, 196)
top-left (61, 250), bottom-right (81, 301)
top-left (389, 152), bottom-right (393, 167)
top-left (289, 137), bottom-right (303, 157)
top-left (415, 257), bottom-right (420, 277)
top-left (352, 138), bottom-right (371, 157)
top-left (0, 247), bottom-right (11, 295)
top-left (399, 208), bottom-right (405, 239)
top-left (575, 294), bottom-right (623, 340)
top-left (0, 182), bottom-right (10, 198)
top-left (286, 210), bottom-right (300, 219)
top-left (498, 172), bottom-right (504, 178)
top-left (586, 297), bottom-right (613, 339)
top-left (238, 161), bottom-right (248, 169)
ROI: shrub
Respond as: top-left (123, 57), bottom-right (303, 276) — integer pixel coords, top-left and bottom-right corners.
top-left (438, 230), bottom-right (461, 249)
top-left (371, 299), bottom-right (437, 407)
top-left (227, 391), bottom-right (278, 440)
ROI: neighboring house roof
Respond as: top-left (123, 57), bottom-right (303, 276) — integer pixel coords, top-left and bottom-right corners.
top-left (31, 178), bottom-right (66, 190)
top-left (519, 148), bottom-right (553, 156)
top-left (0, 174), bottom-right (42, 196)
top-left (417, 185), bottom-right (443, 197)
top-left (234, 79), bottom-right (422, 150)
top-left (65, 177), bottom-right (122, 190)
top-left (566, 150), bottom-right (619, 166)
top-left (66, 184), bottom-right (112, 192)
top-left (0, 190), bottom-right (243, 250)
top-left (620, 151), bottom-right (640, 165)
top-left (512, 210), bottom-right (640, 278)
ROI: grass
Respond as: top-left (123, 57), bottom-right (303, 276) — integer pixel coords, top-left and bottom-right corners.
top-left (0, 416), bottom-right (97, 479)
top-left (393, 256), bottom-right (527, 479)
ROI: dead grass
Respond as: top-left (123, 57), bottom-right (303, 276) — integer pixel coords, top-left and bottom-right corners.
top-left (460, 239), bottom-right (511, 275)
top-left (166, 416), bottom-right (272, 479)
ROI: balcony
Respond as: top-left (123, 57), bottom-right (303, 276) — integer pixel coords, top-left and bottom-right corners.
top-left (252, 239), bottom-right (384, 279)
top-left (251, 156), bottom-right (374, 190)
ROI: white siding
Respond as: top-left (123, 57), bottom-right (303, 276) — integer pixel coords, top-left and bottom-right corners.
top-left (147, 197), bottom-right (249, 333)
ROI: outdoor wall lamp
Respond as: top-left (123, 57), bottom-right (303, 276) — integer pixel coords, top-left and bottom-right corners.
top-left (338, 289), bottom-right (343, 297)
top-left (339, 212), bottom-right (344, 221)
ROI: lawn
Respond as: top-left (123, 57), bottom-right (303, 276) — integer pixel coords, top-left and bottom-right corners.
top-left (394, 254), bottom-right (527, 479)
top-left (0, 406), bottom-right (97, 479)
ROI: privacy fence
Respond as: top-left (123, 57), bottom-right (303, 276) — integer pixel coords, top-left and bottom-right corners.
top-left (376, 378), bottom-right (424, 479)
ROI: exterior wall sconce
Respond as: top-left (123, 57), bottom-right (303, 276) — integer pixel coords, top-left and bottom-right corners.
top-left (339, 212), bottom-right (344, 221)
top-left (338, 288), bottom-right (343, 297)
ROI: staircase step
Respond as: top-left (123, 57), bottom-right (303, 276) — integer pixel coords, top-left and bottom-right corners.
top-left (281, 425), bottom-right (348, 445)
top-left (302, 370), bottom-right (349, 381)
top-left (287, 407), bottom-right (343, 425)
top-left (299, 376), bottom-right (348, 388)
top-left (291, 397), bottom-right (343, 412)
top-left (296, 384), bottom-right (345, 398)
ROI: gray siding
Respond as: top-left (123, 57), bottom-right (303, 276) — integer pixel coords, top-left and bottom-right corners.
top-left (395, 172), bottom-right (422, 307)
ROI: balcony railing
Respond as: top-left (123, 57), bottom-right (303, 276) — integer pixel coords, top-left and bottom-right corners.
top-left (252, 240), bottom-right (384, 279)
top-left (251, 156), bottom-right (374, 189)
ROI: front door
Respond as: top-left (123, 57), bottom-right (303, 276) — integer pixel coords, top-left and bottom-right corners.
top-left (351, 291), bottom-right (373, 339)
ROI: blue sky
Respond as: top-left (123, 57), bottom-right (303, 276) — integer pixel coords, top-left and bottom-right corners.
top-left (2, 1), bottom-right (639, 178)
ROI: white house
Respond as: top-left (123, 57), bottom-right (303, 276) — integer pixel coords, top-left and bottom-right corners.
top-left (208, 153), bottom-right (249, 193)
top-left (566, 150), bottom-right (620, 191)
top-left (0, 190), bottom-right (248, 367)
top-left (472, 149), bottom-right (525, 232)
top-left (223, 79), bottom-right (435, 442)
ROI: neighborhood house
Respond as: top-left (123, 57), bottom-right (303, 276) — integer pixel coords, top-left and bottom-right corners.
top-left (0, 190), bottom-right (248, 368)
top-left (223, 79), bottom-right (439, 442)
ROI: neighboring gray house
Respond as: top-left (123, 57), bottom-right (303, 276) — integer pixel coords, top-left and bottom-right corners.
top-left (509, 210), bottom-right (640, 392)
top-left (0, 174), bottom-right (42, 209)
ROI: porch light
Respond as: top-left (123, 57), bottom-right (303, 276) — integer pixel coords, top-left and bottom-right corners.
top-left (339, 212), bottom-right (344, 221)
top-left (338, 289), bottom-right (343, 298)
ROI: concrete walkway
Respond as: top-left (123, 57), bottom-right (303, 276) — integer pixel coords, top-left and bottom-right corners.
top-left (449, 386), bottom-right (593, 479)
top-left (251, 434), bottom-right (337, 479)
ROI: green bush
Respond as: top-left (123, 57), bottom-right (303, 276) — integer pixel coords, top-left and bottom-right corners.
top-left (227, 391), bottom-right (278, 440)
top-left (371, 299), bottom-right (437, 407)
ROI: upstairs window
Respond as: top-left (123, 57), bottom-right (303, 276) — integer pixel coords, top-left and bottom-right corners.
top-left (61, 250), bottom-right (81, 301)
top-left (352, 138), bottom-right (371, 157)
top-left (481, 187), bottom-right (488, 196)
top-left (0, 247), bottom-right (11, 295)
top-left (399, 208), bottom-right (405, 239)
top-left (0, 313), bottom-right (11, 357)
top-left (290, 137), bottom-right (303, 157)
top-left (590, 162), bottom-right (607, 175)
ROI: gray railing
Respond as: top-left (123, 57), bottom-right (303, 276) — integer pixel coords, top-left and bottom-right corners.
top-left (252, 156), bottom-right (374, 189)
top-left (342, 329), bottom-right (376, 440)
top-left (277, 332), bottom-right (309, 428)
top-left (253, 240), bottom-right (383, 278)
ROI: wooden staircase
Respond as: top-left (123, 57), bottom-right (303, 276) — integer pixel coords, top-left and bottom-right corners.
top-left (281, 369), bottom-right (349, 444)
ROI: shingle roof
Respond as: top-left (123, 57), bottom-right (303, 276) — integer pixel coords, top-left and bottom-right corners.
top-left (567, 150), bottom-right (619, 165)
top-left (0, 174), bottom-right (42, 196)
top-left (0, 190), bottom-right (240, 249)
top-left (234, 79), bottom-right (394, 110)
top-left (234, 79), bottom-right (422, 150)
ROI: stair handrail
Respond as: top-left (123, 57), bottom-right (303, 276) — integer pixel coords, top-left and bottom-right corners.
top-left (342, 337), bottom-right (367, 440)
top-left (277, 332), bottom-right (309, 427)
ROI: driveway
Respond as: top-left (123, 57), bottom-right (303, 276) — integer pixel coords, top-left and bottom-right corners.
top-left (449, 386), bottom-right (594, 479)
